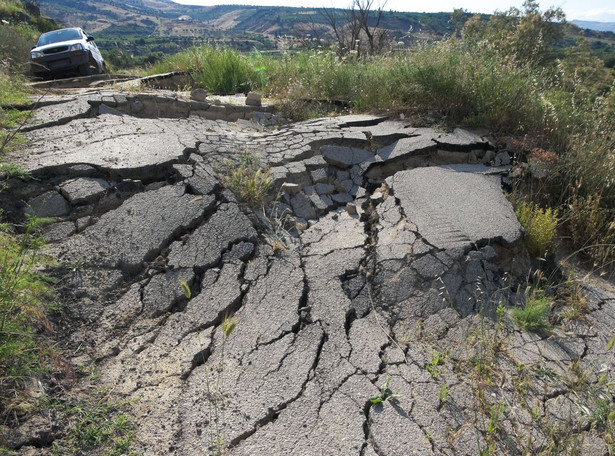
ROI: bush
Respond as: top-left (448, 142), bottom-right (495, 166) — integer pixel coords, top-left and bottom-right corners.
top-left (515, 201), bottom-right (558, 258)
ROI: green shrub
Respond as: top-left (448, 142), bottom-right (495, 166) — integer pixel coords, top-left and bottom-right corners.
top-left (515, 201), bottom-right (558, 258)
top-left (513, 290), bottom-right (551, 332)
top-left (150, 46), bottom-right (260, 94)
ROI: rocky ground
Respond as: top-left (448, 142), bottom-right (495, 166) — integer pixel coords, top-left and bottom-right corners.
top-left (1, 84), bottom-right (614, 455)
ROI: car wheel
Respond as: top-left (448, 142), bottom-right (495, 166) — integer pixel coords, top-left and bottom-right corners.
top-left (79, 57), bottom-right (100, 76)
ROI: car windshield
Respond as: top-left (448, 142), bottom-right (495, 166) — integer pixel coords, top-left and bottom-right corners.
top-left (37, 29), bottom-right (82, 47)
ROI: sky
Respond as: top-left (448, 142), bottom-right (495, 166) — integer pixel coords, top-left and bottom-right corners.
top-left (171, 0), bottom-right (615, 22)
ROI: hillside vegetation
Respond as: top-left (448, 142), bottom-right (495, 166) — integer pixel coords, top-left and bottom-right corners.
top-left (151, 0), bottom-right (615, 271)
top-left (35, 0), bottom-right (615, 71)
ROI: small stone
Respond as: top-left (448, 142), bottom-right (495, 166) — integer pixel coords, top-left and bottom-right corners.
top-left (340, 179), bottom-right (354, 193)
top-left (314, 183), bottom-right (335, 195)
top-left (331, 193), bottom-right (353, 204)
top-left (321, 194), bottom-right (333, 209)
top-left (337, 170), bottom-right (350, 181)
top-left (26, 191), bottom-right (70, 217)
top-left (245, 92), bottom-right (262, 106)
top-left (190, 88), bottom-right (208, 102)
top-left (60, 178), bottom-right (112, 205)
top-left (309, 193), bottom-right (328, 213)
top-left (482, 150), bottom-right (496, 164)
top-left (370, 192), bottom-right (383, 204)
top-left (494, 151), bottom-right (511, 166)
top-left (281, 182), bottom-right (301, 195)
top-left (310, 168), bottom-right (328, 184)
top-left (346, 203), bottom-right (358, 215)
top-left (76, 216), bottom-right (92, 232)
top-left (42, 221), bottom-right (76, 242)
top-left (303, 155), bottom-right (328, 169)
top-left (291, 193), bottom-right (317, 220)
top-left (295, 218), bottom-right (309, 232)
top-left (98, 104), bottom-right (123, 116)
top-left (173, 164), bottom-right (194, 179)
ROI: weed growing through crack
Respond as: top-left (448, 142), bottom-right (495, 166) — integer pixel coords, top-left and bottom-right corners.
top-left (477, 401), bottom-right (507, 456)
top-left (426, 349), bottom-right (445, 379)
top-left (222, 152), bottom-right (272, 206)
top-left (467, 308), bottom-right (502, 386)
top-left (369, 376), bottom-right (402, 405)
top-left (560, 275), bottom-right (589, 321)
top-left (180, 279), bottom-right (191, 300)
top-left (205, 313), bottom-right (238, 456)
top-left (263, 185), bottom-right (295, 254)
top-left (438, 383), bottom-right (449, 407)
top-left (49, 389), bottom-right (138, 456)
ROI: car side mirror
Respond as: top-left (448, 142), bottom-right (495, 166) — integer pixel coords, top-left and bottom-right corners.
top-left (86, 36), bottom-right (94, 42)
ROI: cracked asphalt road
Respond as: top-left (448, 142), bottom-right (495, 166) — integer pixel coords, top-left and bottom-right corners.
top-left (3, 89), bottom-right (614, 455)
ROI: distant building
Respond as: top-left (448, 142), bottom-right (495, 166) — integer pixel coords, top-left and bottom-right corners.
top-left (178, 15), bottom-right (192, 22)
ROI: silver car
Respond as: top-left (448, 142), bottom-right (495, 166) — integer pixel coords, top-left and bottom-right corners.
top-left (30, 27), bottom-right (106, 77)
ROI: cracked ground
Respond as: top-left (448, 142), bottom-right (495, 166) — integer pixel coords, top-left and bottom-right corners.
top-left (2, 89), bottom-right (614, 455)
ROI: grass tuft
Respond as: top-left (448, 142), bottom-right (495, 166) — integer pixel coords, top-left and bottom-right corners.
top-left (513, 289), bottom-right (551, 332)
top-left (222, 153), bottom-right (272, 206)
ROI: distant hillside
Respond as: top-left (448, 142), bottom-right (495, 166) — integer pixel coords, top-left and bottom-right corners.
top-left (572, 20), bottom-right (615, 33)
top-left (37, 0), bottom-right (466, 65)
top-left (37, 0), bottom-right (460, 40)
top-left (35, 0), bottom-right (615, 69)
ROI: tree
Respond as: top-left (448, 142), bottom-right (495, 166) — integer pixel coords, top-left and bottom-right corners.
top-left (450, 8), bottom-right (469, 37)
top-left (469, 0), bottom-right (566, 67)
top-left (321, 0), bottom-right (389, 58)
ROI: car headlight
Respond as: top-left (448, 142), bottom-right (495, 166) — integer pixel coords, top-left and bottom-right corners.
top-left (69, 43), bottom-right (84, 52)
top-left (31, 51), bottom-right (44, 59)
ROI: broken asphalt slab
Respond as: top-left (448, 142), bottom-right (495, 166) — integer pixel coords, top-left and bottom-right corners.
top-left (2, 90), bottom-right (613, 456)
